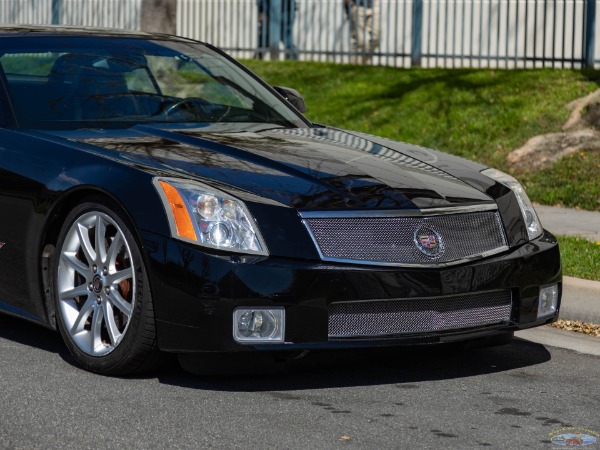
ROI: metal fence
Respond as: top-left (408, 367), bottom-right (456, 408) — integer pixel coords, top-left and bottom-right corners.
top-left (178, 0), bottom-right (594, 68)
top-left (0, 0), bottom-right (141, 29)
top-left (0, 0), bottom-right (597, 69)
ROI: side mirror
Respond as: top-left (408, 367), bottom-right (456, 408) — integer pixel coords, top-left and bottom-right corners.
top-left (273, 86), bottom-right (307, 113)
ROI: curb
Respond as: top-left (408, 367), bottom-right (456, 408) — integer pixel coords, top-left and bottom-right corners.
top-left (560, 276), bottom-right (600, 324)
top-left (516, 278), bottom-right (600, 357)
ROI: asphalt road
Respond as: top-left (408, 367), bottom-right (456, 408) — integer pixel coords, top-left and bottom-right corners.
top-left (1, 315), bottom-right (599, 449)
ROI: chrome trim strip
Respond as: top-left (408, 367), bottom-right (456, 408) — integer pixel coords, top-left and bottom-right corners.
top-left (420, 204), bottom-right (499, 216)
top-left (299, 203), bottom-right (498, 219)
top-left (329, 289), bottom-right (512, 305)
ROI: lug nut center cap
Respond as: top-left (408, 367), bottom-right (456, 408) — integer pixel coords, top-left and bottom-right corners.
top-left (92, 275), bottom-right (103, 294)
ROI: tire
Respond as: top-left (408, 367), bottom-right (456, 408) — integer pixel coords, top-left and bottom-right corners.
top-left (53, 199), bottom-right (160, 375)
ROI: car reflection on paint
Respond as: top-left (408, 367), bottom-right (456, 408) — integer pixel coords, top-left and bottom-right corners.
top-left (0, 25), bottom-right (561, 375)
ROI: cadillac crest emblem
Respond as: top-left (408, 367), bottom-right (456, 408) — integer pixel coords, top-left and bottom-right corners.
top-left (414, 226), bottom-right (443, 257)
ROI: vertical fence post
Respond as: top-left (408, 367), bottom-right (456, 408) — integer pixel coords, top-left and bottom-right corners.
top-left (51, 0), bottom-right (62, 24)
top-left (585, 0), bottom-right (597, 68)
top-left (411, 0), bottom-right (423, 67)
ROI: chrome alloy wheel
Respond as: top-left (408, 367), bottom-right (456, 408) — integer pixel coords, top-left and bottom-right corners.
top-left (57, 211), bottom-right (136, 357)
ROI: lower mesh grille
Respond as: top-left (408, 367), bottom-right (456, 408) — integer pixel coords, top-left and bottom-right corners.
top-left (328, 290), bottom-right (512, 339)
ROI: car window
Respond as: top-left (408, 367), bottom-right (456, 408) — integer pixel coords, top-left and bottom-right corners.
top-left (125, 66), bottom-right (158, 94)
top-left (0, 52), bottom-right (58, 77)
top-left (0, 37), bottom-right (308, 131)
top-left (146, 56), bottom-right (253, 110)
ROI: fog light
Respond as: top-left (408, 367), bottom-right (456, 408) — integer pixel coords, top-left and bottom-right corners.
top-left (537, 284), bottom-right (559, 319)
top-left (233, 308), bottom-right (285, 343)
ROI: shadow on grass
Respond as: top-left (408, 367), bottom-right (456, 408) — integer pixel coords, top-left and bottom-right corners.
top-left (315, 67), bottom-right (502, 114)
top-left (371, 69), bottom-right (500, 102)
top-left (581, 69), bottom-right (600, 86)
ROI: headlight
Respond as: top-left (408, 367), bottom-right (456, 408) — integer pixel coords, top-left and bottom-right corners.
top-left (154, 178), bottom-right (268, 255)
top-left (481, 168), bottom-right (542, 240)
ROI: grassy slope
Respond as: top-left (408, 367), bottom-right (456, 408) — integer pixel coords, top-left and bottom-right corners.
top-left (244, 61), bottom-right (600, 281)
top-left (523, 151), bottom-right (600, 211)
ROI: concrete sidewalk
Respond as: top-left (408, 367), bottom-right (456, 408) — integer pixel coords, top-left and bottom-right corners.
top-left (536, 205), bottom-right (600, 243)
top-left (560, 277), bottom-right (600, 324)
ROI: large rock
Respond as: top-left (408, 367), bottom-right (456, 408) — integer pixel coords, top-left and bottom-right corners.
top-left (508, 89), bottom-right (600, 172)
top-left (508, 129), bottom-right (600, 172)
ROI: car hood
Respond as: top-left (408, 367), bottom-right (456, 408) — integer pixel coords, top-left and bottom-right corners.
top-left (57, 125), bottom-right (493, 211)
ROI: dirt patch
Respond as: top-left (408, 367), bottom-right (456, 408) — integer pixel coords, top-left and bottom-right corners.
top-left (508, 89), bottom-right (600, 171)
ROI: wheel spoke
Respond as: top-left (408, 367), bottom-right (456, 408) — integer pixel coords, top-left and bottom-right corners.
top-left (61, 252), bottom-right (90, 277)
top-left (108, 289), bottom-right (133, 317)
top-left (95, 214), bottom-right (108, 264)
top-left (69, 296), bottom-right (95, 336)
top-left (106, 267), bottom-right (133, 287)
top-left (91, 304), bottom-right (105, 351)
top-left (59, 283), bottom-right (90, 301)
top-left (76, 221), bottom-right (96, 264)
top-left (102, 301), bottom-right (122, 346)
top-left (106, 232), bottom-right (123, 269)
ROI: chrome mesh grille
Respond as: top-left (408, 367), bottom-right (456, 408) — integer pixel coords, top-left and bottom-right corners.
top-left (328, 290), bottom-right (512, 339)
top-left (304, 211), bottom-right (507, 266)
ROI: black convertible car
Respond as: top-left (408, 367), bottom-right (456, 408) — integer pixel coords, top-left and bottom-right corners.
top-left (0, 26), bottom-right (560, 375)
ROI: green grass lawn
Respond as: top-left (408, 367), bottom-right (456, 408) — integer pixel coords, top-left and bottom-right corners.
top-left (521, 151), bottom-right (600, 211)
top-left (244, 61), bottom-right (600, 280)
top-left (558, 235), bottom-right (600, 281)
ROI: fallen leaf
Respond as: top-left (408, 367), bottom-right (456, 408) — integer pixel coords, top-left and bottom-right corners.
top-left (550, 319), bottom-right (600, 337)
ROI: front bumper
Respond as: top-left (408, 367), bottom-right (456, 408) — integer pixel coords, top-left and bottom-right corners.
top-left (141, 229), bottom-right (561, 353)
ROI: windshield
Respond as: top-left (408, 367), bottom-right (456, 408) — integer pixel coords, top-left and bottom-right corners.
top-left (0, 36), bottom-right (308, 130)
